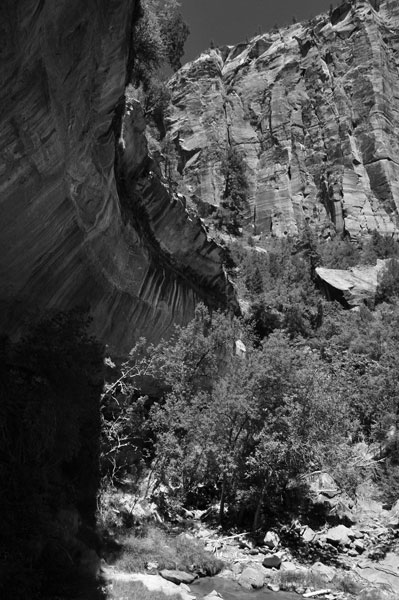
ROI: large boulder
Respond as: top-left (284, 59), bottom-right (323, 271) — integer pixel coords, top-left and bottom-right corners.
top-left (263, 531), bottom-right (280, 549)
top-left (238, 566), bottom-right (264, 589)
top-left (262, 554), bottom-right (282, 569)
top-left (325, 525), bottom-right (353, 546)
top-left (310, 562), bottom-right (336, 583)
top-left (316, 261), bottom-right (390, 307)
top-left (298, 472), bottom-right (355, 525)
top-left (160, 570), bottom-right (197, 585)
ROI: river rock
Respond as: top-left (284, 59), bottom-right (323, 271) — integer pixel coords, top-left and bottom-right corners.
top-left (238, 566), bottom-right (265, 589)
top-left (263, 531), bottom-right (280, 549)
top-left (160, 570), bottom-right (197, 585)
top-left (301, 525), bottom-right (317, 544)
top-left (262, 554), bottom-right (282, 568)
top-left (203, 592), bottom-right (224, 600)
top-left (325, 525), bottom-right (352, 546)
top-left (310, 562), bottom-right (336, 583)
top-left (387, 499), bottom-right (399, 528)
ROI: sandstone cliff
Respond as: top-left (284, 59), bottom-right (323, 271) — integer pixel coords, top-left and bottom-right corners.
top-left (0, 0), bottom-right (235, 352)
top-left (162, 0), bottom-right (399, 240)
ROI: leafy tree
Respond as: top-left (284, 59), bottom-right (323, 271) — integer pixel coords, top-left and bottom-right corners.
top-left (375, 259), bottom-right (399, 304)
top-left (158, 2), bottom-right (190, 72)
top-left (131, 0), bottom-right (189, 85)
top-left (215, 148), bottom-right (249, 235)
top-left (146, 306), bottom-right (358, 527)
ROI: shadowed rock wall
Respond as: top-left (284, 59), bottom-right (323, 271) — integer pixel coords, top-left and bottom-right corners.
top-left (164, 0), bottom-right (399, 240)
top-left (0, 0), bottom-right (235, 352)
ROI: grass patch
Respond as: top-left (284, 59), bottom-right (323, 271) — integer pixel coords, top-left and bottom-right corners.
top-left (276, 567), bottom-right (370, 596)
top-left (107, 579), bottom-right (181, 600)
top-left (113, 526), bottom-right (223, 576)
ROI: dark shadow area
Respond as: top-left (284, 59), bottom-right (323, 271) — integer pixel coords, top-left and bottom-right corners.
top-left (0, 308), bottom-right (106, 599)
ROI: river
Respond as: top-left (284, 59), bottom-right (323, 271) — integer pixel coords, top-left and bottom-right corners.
top-left (191, 576), bottom-right (300, 600)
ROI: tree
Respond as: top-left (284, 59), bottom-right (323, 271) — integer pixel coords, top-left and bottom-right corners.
top-left (215, 148), bottom-right (249, 234)
top-left (146, 306), bottom-right (357, 527)
top-left (131, 0), bottom-right (190, 85)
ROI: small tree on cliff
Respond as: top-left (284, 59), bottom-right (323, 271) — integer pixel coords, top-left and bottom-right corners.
top-left (216, 148), bottom-right (249, 234)
top-left (132, 0), bottom-right (189, 85)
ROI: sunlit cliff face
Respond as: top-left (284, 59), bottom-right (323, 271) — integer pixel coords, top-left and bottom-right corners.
top-left (0, 0), bottom-right (235, 353)
top-left (164, 0), bottom-right (399, 240)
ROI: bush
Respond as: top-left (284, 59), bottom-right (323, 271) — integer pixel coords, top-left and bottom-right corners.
top-left (215, 148), bottom-right (249, 234)
top-left (375, 259), bottom-right (399, 303)
top-left (113, 526), bottom-right (223, 575)
top-left (131, 0), bottom-right (189, 87)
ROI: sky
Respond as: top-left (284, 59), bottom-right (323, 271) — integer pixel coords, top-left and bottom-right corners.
top-left (181, 0), bottom-right (334, 61)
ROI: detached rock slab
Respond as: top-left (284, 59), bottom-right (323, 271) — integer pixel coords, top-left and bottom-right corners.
top-left (160, 569), bottom-right (197, 585)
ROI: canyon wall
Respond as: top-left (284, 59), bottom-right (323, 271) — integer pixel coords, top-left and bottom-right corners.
top-left (163, 0), bottom-right (399, 240)
top-left (0, 0), bottom-right (235, 352)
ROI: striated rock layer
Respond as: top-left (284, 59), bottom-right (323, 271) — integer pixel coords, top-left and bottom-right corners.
top-left (163, 0), bottom-right (399, 240)
top-left (0, 0), bottom-right (235, 352)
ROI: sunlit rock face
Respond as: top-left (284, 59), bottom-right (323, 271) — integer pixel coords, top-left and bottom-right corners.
top-left (0, 0), bottom-right (235, 352)
top-left (164, 0), bottom-right (399, 240)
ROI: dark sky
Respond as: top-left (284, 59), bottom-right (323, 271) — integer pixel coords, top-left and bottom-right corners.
top-left (181, 0), bottom-right (334, 61)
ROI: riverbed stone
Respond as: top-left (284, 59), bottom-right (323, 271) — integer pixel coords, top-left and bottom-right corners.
top-left (262, 554), bottom-right (282, 568)
top-left (325, 525), bottom-right (352, 546)
top-left (264, 531), bottom-right (280, 549)
top-left (310, 562), bottom-right (336, 583)
top-left (160, 569), bottom-right (197, 585)
top-left (238, 566), bottom-right (265, 589)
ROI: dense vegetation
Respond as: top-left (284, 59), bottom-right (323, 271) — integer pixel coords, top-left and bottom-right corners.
top-left (129, 0), bottom-right (189, 122)
top-left (101, 230), bottom-right (399, 532)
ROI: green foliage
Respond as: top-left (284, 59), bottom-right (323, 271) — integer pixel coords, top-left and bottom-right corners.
top-left (375, 259), bottom-right (399, 304)
top-left (131, 0), bottom-right (189, 86)
top-left (215, 148), bottom-right (249, 234)
top-left (113, 526), bottom-right (223, 575)
top-left (101, 233), bottom-right (399, 533)
top-left (158, 3), bottom-right (190, 72)
top-left (100, 339), bottom-right (155, 487)
top-left (228, 238), bottom-right (322, 340)
top-left (144, 306), bottom-right (358, 526)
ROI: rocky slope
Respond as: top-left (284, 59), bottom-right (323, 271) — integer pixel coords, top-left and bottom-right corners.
top-left (162, 0), bottom-right (399, 240)
top-left (0, 0), bottom-right (235, 352)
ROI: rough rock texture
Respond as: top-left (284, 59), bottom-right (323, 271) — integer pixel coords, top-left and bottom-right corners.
top-left (163, 0), bottom-right (399, 240)
top-left (316, 258), bottom-right (389, 305)
top-left (0, 0), bottom-right (235, 352)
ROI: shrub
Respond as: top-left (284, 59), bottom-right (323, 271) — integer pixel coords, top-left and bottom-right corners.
top-left (131, 0), bottom-right (189, 87)
top-left (375, 259), bottom-right (399, 303)
top-left (215, 148), bottom-right (249, 234)
top-left (113, 526), bottom-right (223, 575)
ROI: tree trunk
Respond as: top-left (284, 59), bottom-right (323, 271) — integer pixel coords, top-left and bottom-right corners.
top-left (219, 475), bottom-right (226, 527)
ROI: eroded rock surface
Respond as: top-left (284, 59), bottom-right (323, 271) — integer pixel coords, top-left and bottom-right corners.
top-left (162, 0), bottom-right (399, 240)
top-left (0, 0), bottom-right (235, 352)
top-left (316, 259), bottom-right (389, 306)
